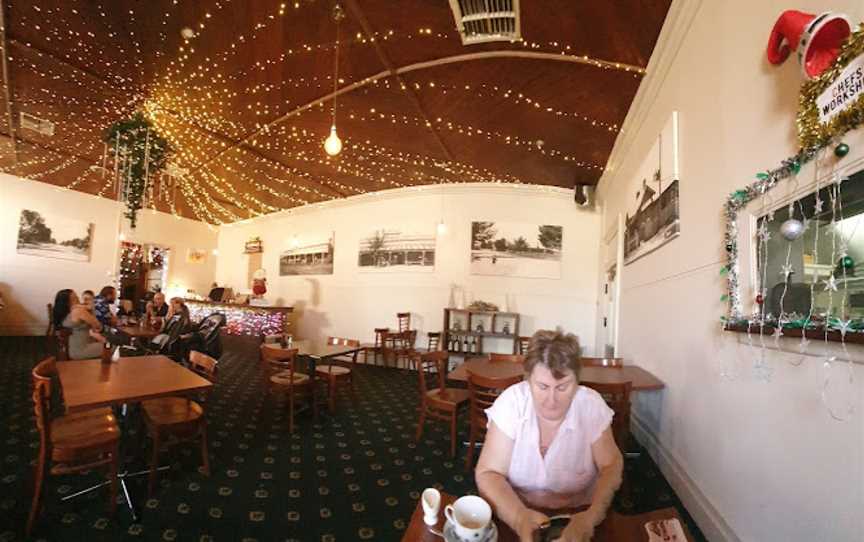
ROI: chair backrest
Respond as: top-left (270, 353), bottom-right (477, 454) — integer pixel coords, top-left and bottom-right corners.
top-left (414, 351), bottom-right (448, 396)
top-left (189, 350), bottom-right (218, 381)
top-left (581, 380), bottom-right (632, 447)
top-left (467, 370), bottom-right (523, 431)
top-left (426, 332), bottom-right (441, 352)
top-left (327, 336), bottom-right (360, 347)
top-left (373, 327), bottom-right (389, 347)
top-left (581, 357), bottom-right (624, 368)
top-left (32, 358), bottom-right (57, 446)
top-left (489, 353), bottom-right (525, 364)
top-left (53, 328), bottom-right (71, 361)
top-left (517, 336), bottom-right (531, 355)
top-left (397, 312), bottom-right (411, 332)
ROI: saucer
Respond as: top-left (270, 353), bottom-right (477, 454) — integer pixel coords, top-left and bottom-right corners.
top-left (443, 520), bottom-right (498, 542)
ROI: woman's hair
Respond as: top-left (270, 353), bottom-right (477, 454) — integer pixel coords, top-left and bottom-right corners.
top-left (524, 330), bottom-right (582, 380)
top-left (52, 289), bottom-right (74, 327)
top-left (170, 297), bottom-right (190, 320)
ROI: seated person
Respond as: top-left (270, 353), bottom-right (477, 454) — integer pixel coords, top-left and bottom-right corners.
top-left (145, 292), bottom-right (169, 320)
top-left (81, 289), bottom-right (95, 312)
top-left (475, 330), bottom-right (623, 542)
top-left (93, 286), bottom-right (119, 327)
top-left (53, 289), bottom-right (106, 359)
top-left (165, 297), bottom-right (192, 331)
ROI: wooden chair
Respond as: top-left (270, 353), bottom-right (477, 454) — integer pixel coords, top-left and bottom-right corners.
top-left (489, 353), bottom-right (525, 364)
top-left (581, 357), bottom-right (624, 367)
top-left (316, 337), bottom-right (360, 412)
top-left (141, 351), bottom-right (217, 497)
top-left (366, 327), bottom-right (390, 365)
top-left (260, 344), bottom-right (314, 433)
top-left (53, 328), bottom-right (71, 361)
top-left (581, 380), bottom-right (632, 449)
top-left (383, 329), bottom-right (417, 369)
top-left (517, 336), bottom-right (532, 355)
top-left (414, 351), bottom-right (469, 457)
top-left (45, 303), bottom-right (54, 337)
top-left (397, 312), bottom-right (411, 333)
top-left (28, 358), bottom-right (120, 536)
top-left (426, 332), bottom-right (442, 352)
top-left (465, 370), bottom-right (523, 470)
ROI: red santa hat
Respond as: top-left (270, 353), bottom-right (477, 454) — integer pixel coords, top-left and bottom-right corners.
top-left (766, 10), bottom-right (852, 80)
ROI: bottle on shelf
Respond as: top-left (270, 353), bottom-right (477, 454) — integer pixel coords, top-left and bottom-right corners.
top-left (462, 337), bottom-right (469, 352)
top-left (470, 337), bottom-right (477, 353)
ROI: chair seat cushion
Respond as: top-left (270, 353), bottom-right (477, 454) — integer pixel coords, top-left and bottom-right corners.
top-left (51, 408), bottom-right (119, 450)
top-left (427, 388), bottom-right (470, 405)
top-left (315, 364), bottom-right (351, 376)
top-left (270, 371), bottom-right (310, 386)
top-left (142, 397), bottom-right (204, 426)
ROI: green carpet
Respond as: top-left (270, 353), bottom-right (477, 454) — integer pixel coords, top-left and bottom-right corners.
top-left (0, 335), bottom-right (705, 541)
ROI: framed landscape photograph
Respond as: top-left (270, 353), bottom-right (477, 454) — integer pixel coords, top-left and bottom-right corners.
top-left (358, 227), bottom-right (435, 272)
top-left (186, 248), bottom-right (208, 264)
top-left (279, 232), bottom-right (335, 276)
top-left (16, 209), bottom-right (93, 262)
top-left (470, 221), bottom-right (562, 279)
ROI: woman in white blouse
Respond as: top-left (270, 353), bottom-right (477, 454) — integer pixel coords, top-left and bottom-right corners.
top-left (475, 330), bottom-right (623, 542)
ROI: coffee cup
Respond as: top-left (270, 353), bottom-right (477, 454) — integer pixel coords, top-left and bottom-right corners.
top-left (421, 488), bottom-right (440, 526)
top-left (444, 495), bottom-right (491, 539)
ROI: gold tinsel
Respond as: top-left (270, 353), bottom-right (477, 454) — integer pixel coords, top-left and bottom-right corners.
top-left (797, 24), bottom-right (864, 149)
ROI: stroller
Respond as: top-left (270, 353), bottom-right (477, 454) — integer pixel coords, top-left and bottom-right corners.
top-left (142, 313), bottom-right (189, 359)
top-left (178, 312), bottom-right (226, 361)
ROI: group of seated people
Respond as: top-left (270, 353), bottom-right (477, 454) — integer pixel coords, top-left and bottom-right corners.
top-left (52, 286), bottom-right (195, 360)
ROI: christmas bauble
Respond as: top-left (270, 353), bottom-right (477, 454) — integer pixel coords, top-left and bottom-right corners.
top-left (779, 219), bottom-right (804, 241)
top-left (834, 143), bottom-right (850, 158)
top-left (756, 294), bottom-right (764, 305)
top-left (841, 256), bottom-right (855, 270)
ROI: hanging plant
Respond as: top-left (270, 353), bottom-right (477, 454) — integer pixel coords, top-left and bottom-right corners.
top-left (104, 112), bottom-right (171, 228)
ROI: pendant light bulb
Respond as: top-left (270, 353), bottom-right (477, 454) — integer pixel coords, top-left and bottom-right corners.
top-left (436, 220), bottom-right (447, 235)
top-left (324, 124), bottom-right (342, 156)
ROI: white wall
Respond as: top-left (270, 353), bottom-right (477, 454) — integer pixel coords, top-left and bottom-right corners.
top-left (216, 184), bottom-right (601, 350)
top-left (598, 1), bottom-right (864, 541)
top-left (0, 173), bottom-right (218, 334)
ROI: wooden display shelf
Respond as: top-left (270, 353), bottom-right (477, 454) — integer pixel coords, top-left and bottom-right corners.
top-left (443, 308), bottom-right (521, 355)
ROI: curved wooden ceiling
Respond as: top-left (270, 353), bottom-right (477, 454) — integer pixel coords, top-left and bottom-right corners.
top-left (0, 0), bottom-right (670, 223)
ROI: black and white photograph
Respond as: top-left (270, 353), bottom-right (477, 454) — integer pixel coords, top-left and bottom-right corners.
top-left (358, 228), bottom-right (436, 272)
top-left (16, 209), bottom-right (93, 262)
top-left (624, 114), bottom-right (681, 265)
top-left (470, 221), bottom-right (563, 278)
top-left (279, 233), bottom-right (335, 276)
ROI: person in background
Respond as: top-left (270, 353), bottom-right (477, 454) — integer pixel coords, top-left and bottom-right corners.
top-left (145, 292), bottom-right (169, 320)
top-left (81, 290), bottom-right (95, 312)
top-left (165, 297), bottom-right (191, 330)
top-left (93, 286), bottom-right (119, 327)
top-left (475, 330), bottom-right (623, 542)
top-left (53, 289), bottom-right (105, 359)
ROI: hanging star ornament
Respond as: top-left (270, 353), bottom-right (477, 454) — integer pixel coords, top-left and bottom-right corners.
top-left (757, 222), bottom-right (771, 242)
top-left (814, 198), bottom-right (824, 213)
top-left (799, 336), bottom-right (810, 353)
top-left (824, 275), bottom-right (838, 292)
top-left (837, 319), bottom-right (853, 337)
top-left (780, 263), bottom-right (794, 279)
top-left (773, 325), bottom-right (784, 341)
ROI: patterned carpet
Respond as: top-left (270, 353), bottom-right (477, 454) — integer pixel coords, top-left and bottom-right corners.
top-left (0, 335), bottom-right (705, 541)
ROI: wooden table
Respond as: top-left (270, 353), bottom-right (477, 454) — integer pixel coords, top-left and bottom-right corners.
top-left (402, 491), bottom-right (692, 541)
top-left (447, 357), bottom-right (665, 391)
top-left (56, 355), bottom-right (213, 413)
top-left (117, 324), bottom-right (161, 339)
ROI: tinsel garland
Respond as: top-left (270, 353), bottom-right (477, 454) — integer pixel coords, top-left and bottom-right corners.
top-left (723, 26), bottom-right (864, 329)
top-left (797, 25), bottom-right (864, 150)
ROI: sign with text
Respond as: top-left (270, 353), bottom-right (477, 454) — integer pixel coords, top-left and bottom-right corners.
top-left (816, 53), bottom-right (864, 123)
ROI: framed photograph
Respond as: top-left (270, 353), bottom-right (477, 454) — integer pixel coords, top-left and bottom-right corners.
top-left (470, 221), bottom-right (562, 279)
top-left (16, 209), bottom-right (93, 262)
top-left (358, 227), bottom-right (435, 272)
top-left (244, 236), bottom-right (263, 253)
top-left (279, 232), bottom-right (335, 276)
top-left (186, 248), bottom-right (208, 264)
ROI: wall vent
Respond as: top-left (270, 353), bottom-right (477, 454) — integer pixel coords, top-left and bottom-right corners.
top-left (448, 0), bottom-right (520, 45)
top-left (19, 112), bottom-right (55, 136)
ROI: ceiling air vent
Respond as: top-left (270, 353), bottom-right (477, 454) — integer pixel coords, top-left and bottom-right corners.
top-left (19, 112), bottom-right (55, 136)
top-left (448, 0), bottom-right (520, 45)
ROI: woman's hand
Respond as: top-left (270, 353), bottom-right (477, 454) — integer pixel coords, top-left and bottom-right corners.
top-left (553, 511), bottom-right (594, 542)
top-left (88, 329), bottom-right (106, 343)
top-left (515, 508), bottom-right (550, 542)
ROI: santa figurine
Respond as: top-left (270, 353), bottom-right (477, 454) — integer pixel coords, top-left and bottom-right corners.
top-left (251, 268), bottom-right (267, 296)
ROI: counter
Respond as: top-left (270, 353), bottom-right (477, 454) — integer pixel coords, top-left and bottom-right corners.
top-left (186, 299), bottom-right (293, 336)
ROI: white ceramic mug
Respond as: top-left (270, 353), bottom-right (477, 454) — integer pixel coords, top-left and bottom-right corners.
top-left (444, 495), bottom-right (491, 539)
top-left (421, 488), bottom-right (441, 526)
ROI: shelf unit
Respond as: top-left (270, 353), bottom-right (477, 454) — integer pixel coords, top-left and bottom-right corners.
top-left (443, 308), bottom-right (521, 355)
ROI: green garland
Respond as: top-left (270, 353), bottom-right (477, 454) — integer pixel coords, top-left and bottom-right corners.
top-left (723, 25), bottom-right (864, 331)
top-left (104, 113), bottom-right (171, 228)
